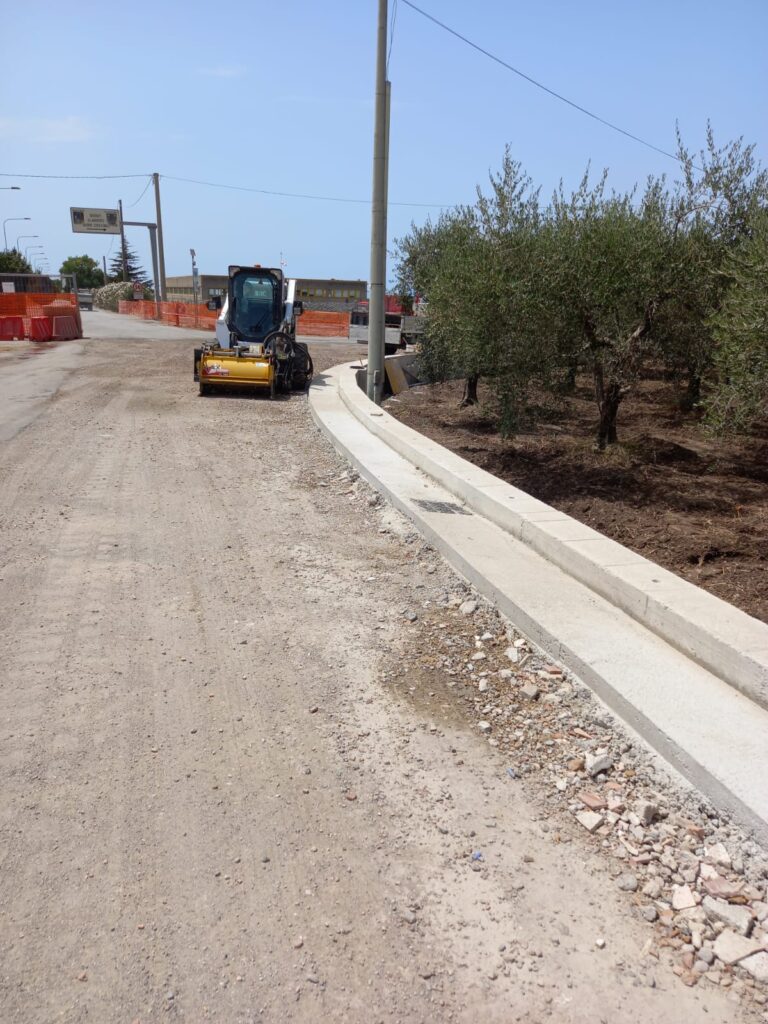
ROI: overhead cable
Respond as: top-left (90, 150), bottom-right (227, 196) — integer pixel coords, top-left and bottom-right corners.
top-left (162, 174), bottom-right (449, 209)
top-left (0, 171), bottom-right (449, 209)
top-left (400, 0), bottom-right (685, 166)
top-left (0, 172), bottom-right (148, 180)
top-left (126, 175), bottom-right (154, 208)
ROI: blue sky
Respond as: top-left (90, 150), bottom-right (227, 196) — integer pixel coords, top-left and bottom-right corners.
top-left (2, 0), bottom-right (766, 285)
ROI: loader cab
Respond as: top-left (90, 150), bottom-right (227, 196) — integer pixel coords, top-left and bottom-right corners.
top-left (227, 266), bottom-right (283, 343)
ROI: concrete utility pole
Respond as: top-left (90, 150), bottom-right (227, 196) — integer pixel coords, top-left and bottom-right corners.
top-left (123, 219), bottom-right (161, 318)
top-left (118, 199), bottom-right (128, 281)
top-left (367, 0), bottom-right (390, 405)
top-left (152, 173), bottom-right (167, 302)
top-left (102, 255), bottom-right (108, 282)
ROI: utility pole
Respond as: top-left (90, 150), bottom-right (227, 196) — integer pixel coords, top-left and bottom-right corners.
top-left (152, 173), bottom-right (167, 301)
top-left (102, 254), bottom-right (108, 282)
top-left (118, 199), bottom-right (128, 281)
top-left (367, 0), bottom-right (390, 405)
top-left (123, 219), bottom-right (161, 318)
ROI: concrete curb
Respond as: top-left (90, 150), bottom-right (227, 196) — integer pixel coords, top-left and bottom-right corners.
top-left (336, 362), bottom-right (768, 712)
top-left (308, 362), bottom-right (768, 841)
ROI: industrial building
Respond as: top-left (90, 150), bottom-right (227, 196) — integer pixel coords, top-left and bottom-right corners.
top-left (164, 274), bottom-right (367, 310)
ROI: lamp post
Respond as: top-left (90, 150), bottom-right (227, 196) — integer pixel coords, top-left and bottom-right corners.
top-left (16, 233), bottom-right (38, 250)
top-left (25, 245), bottom-right (44, 260)
top-left (0, 186), bottom-right (21, 190)
top-left (3, 216), bottom-right (31, 249)
top-left (190, 248), bottom-right (199, 305)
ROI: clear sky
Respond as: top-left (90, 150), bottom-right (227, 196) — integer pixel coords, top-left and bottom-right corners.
top-left (2, 0), bottom-right (766, 286)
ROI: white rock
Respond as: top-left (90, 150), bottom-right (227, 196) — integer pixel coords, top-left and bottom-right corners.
top-left (505, 646), bottom-right (520, 664)
top-left (712, 929), bottom-right (763, 966)
top-left (585, 752), bottom-right (614, 778)
top-left (478, 680), bottom-right (488, 693)
top-left (704, 842), bottom-right (732, 869)
top-left (702, 896), bottom-right (753, 936)
top-left (671, 885), bottom-right (697, 911)
top-left (477, 721), bottom-right (492, 734)
top-left (635, 800), bottom-right (658, 826)
top-left (741, 951), bottom-right (768, 984)
top-left (459, 600), bottom-right (478, 616)
top-left (576, 810), bottom-right (604, 833)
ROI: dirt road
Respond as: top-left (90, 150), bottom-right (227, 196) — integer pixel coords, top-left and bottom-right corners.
top-left (0, 315), bottom-right (747, 1022)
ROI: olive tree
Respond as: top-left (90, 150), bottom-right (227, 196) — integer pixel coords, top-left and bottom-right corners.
top-left (705, 207), bottom-right (768, 433)
top-left (655, 126), bottom-right (768, 410)
top-left (540, 172), bottom-right (671, 448)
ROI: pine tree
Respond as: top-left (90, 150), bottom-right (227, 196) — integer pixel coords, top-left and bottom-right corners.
top-left (108, 239), bottom-right (152, 288)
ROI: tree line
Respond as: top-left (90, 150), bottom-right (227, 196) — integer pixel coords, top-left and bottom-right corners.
top-left (395, 127), bottom-right (768, 444)
top-left (0, 241), bottom-right (151, 290)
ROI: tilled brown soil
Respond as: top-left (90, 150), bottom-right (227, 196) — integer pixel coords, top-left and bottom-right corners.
top-left (387, 376), bottom-right (768, 624)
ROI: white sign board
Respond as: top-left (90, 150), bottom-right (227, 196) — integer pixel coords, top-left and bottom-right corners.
top-left (1, 282), bottom-right (15, 293)
top-left (70, 207), bottom-right (121, 235)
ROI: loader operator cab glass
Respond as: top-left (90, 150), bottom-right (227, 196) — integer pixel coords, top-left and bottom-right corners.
top-left (230, 271), bottom-right (280, 341)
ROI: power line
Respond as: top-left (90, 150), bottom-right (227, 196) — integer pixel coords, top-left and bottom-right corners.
top-left (126, 175), bottom-right (153, 208)
top-left (0, 170), bottom-right (449, 208)
top-left (400, 0), bottom-right (685, 166)
top-left (162, 173), bottom-right (449, 209)
top-left (0, 172), bottom-right (148, 180)
top-left (387, 0), bottom-right (399, 74)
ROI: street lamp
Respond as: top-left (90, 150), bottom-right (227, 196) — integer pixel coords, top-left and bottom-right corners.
top-left (25, 245), bottom-right (44, 262)
top-left (0, 186), bottom-right (21, 190)
top-left (3, 216), bottom-right (31, 249)
top-left (16, 233), bottom-right (38, 249)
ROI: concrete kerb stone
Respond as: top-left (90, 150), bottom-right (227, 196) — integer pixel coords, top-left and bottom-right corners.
top-left (336, 361), bottom-right (768, 711)
top-left (308, 362), bottom-right (768, 842)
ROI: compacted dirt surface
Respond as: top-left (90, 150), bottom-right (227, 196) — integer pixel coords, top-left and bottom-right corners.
top-left (387, 376), bottom-right (768, 624)
top-left (0, 315), bottom-right (763, 1023)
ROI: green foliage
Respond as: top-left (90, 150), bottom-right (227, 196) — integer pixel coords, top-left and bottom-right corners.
top-left (394, 128), bottom-right (768, 448)
top-left (108, 239), bottom-right (152, 288)
top-left (705, 209), bottom-right (768, 432)
top-left (59, 254), bottom-right (105, 288)
top-left (0, 249), bottom-right (33, 273)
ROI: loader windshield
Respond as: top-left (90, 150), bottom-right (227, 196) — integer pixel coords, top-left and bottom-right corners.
top-left (230, 271), bottom-right (280, 340)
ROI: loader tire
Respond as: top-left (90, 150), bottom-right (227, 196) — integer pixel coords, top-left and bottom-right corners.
top-left (199, 381), bottom-right (212, 396)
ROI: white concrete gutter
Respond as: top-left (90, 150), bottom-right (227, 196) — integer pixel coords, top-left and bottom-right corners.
top-left (308, 361), bottom-right (768, 841)
top-left (337, 362), bottom-right (768, 713)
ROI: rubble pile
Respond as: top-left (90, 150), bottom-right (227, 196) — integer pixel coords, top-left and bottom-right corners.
top-left (388, 583), bottom-right (768, 1008)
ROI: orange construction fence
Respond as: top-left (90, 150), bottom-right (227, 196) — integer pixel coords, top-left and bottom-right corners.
top-left (118, 300), bottom-right (218, 330)
top-left (0, 292), bottom-right (82, 340)
top-left (116, 301), bottom-right (350, 338)
top-left (296, 310), bottom-right (350, 338)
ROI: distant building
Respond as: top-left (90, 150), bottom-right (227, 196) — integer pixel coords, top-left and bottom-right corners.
top-left (164, 273), bottom-right (368, 310)
top-left (295, 278), bottom-right (367, 312)
top-left (166, 274), bottom-right (227, 303)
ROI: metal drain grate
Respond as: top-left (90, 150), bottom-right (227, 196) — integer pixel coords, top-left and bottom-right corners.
top-left (412, 498), bottom-right (471, 515)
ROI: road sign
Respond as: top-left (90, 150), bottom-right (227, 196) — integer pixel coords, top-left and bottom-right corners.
top-left (70, 207), bottom-right (121, 235)
top-left (132, 282), bottom-right (143, 300)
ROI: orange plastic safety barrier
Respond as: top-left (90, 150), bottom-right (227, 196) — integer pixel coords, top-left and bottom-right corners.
top-left (29, 316), bottom-right (53, 342)
top-left (117, 300), bottom-right (218, 331)
top-left (296, 310), bottom-right (350, 338)
top-left (0, 292), bottom-right (81, 340)
top-left (0, 315), bottom-right (25, 340)
top-left (115, 301), bottom-right (350, 337)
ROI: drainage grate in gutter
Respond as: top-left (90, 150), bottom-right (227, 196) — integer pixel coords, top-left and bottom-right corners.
top-left (412, 498), bottom-right (472, 516)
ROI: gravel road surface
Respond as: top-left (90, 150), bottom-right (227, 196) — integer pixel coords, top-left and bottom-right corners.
top-left (0, 314), bottom-right (748, 1023)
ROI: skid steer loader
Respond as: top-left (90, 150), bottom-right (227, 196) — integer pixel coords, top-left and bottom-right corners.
top-left (195, 266), bottom-right (313, 397)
